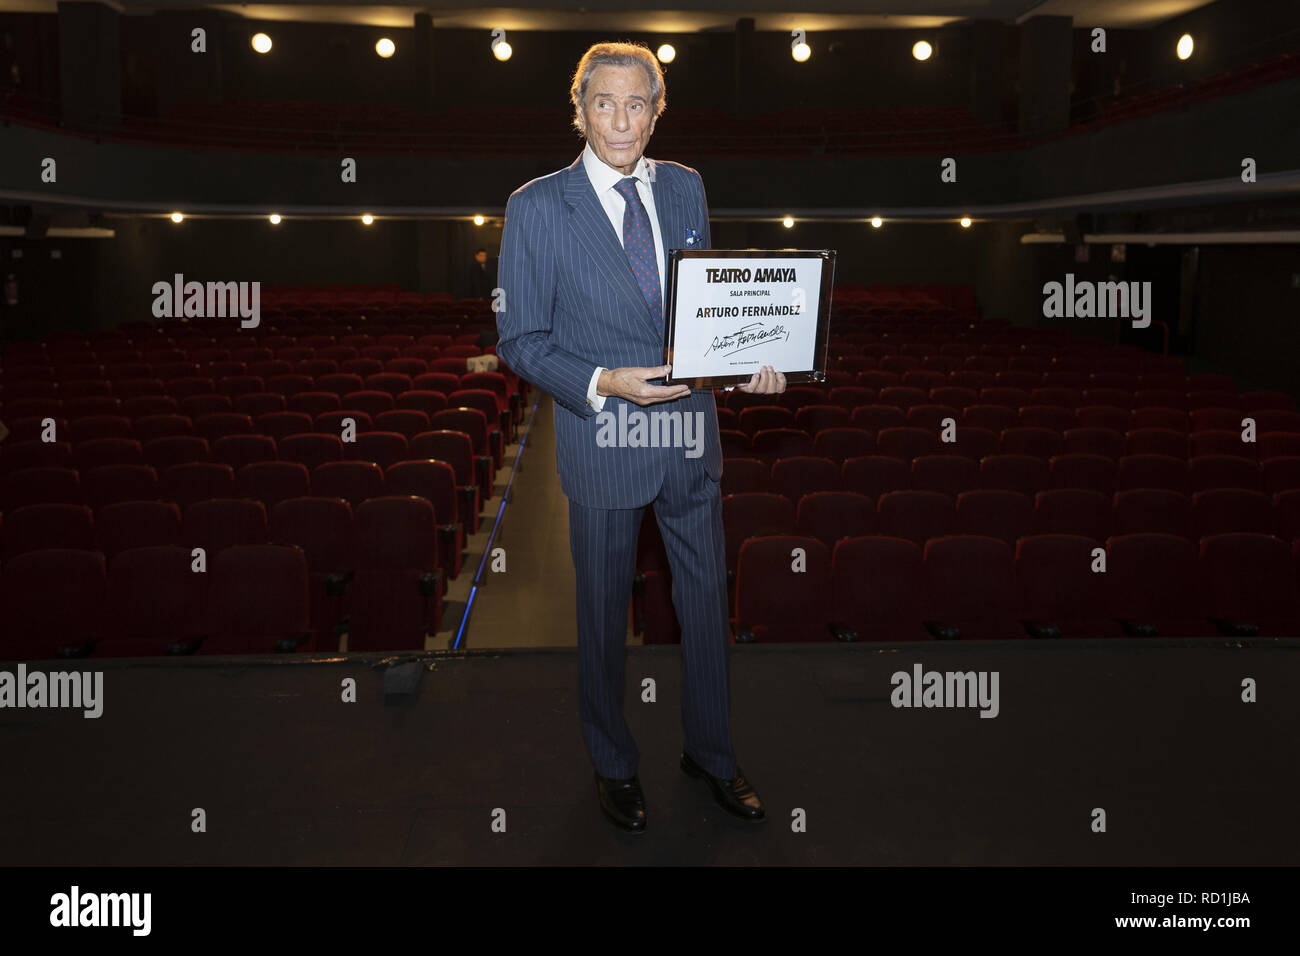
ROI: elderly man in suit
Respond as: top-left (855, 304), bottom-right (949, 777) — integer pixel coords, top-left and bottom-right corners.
top-left (496, 41), bottom-right (786, 832)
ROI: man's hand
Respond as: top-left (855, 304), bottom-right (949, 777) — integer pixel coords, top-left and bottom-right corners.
top-left (736, 364), bottom-right (786, 394)
top-left (597, 365), bottom-right (691, 406)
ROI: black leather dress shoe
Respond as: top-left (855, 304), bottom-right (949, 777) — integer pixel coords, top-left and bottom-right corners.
top-left (680, 751), bottom-right (766, 822)
top-left (595, 772), bottom-right (647, 832)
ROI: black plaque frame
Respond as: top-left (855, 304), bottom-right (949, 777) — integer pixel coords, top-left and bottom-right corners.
top-left (662, 248), bottom-right (836, 388)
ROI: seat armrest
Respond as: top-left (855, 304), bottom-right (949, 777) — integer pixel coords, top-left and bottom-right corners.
top-left (1022, 620), bottom-right (1061, 639)
top-left (325, 569), bottom-right (354, 597)
top-left (829, 620), bottom-right (858, 642)
top-left (275, 631), bottom-right (312, 653)
top-left (1210, 617), bottom-right (1258, 637)
top-left (418, 570), bottom-right (444, 597)
top-left (731, 620), bottom-right (755, 643)
top-left (922, 620), bottom-right (960, 640)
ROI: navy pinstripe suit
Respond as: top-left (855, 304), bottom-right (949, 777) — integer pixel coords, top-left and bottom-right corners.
top-left (496, 149), bottom-right (738, 780)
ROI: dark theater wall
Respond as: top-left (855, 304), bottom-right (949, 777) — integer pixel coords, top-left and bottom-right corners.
top-left (1190, 244), bottom-right (1300, 396)
top-left (82, 215), bottom-right (514, 329)
top-left (67, 216), bottom-right (1016, 332)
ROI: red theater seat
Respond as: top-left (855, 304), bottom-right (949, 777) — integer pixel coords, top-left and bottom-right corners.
top-left (910, 454), bottom-right (979, 496)
top-left (346, 497), bottom-right (444, 651)
top-left (1200, 533), bottom-right (1300, 636)
top-left (876, 490), bottom-right (955, 546)
top-left (102, 546), bottom-right (210, 655)
top-left (1016, 534), bottom-right (1124, 638)
top-left (1105, 533), bottom-right (1217, 636)
top-left (203, 545), bottom-right (311, 654)
top-left (954, 489), bottom-right (1034, 545)
top-left (95, 500), bottom-right (182, 557)
top-left (1, 503), bottom-right (94, 562)
top-left (235, 461), bottom-right (312, 510)
top-left (184, 498), bottom-right (269, 554)
top-left (270, 497), bottom-right (359, 652)
top-left (0, 549), bottom-right (108, 659)
top-left (384, 459), bottom-right (464, 578)
top-left (795, 491), bottom-right (875, 551)
top-left (311, 461), bottom-right (385, 508)
top-left (1034, 488), bottom-right (1113, 541)
top-left (921, 535), bottom-right (1027, 640)
top-left (722, 493), bottom-right (796, 579)
top-left (732, 535), bottom-right (831, 642)
top-left (212, 434), bottom-right (277, 470)
top-left (3, 468), bottom-right (82, 512)
top-left (770, 456), bottom-right (840, 502)
top-left (410, 430), bottom-right (480, 532)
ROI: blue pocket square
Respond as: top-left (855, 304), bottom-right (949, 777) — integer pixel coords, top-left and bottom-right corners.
top-left (685, 227), bottom-right (701, 247)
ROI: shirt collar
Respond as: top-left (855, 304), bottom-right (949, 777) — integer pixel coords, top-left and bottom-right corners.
top-left (583, 141), bottom-right (649, 195)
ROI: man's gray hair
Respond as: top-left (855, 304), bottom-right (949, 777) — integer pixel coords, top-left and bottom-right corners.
top-left (569, 41), bottom-right (666, 136)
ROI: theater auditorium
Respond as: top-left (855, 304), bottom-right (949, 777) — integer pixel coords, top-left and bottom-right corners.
top-left (1, 0), bottom-right (1298, 871)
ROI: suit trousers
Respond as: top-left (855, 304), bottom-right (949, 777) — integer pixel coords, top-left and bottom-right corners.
top-left (568, 454), bottom-right (737, 781)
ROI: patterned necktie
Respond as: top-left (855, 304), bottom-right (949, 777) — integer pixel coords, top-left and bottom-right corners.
top-left (613, 176), bottom-right (662, 334)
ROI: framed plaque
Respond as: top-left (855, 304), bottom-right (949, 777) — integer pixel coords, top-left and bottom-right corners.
top-left (662, 249), bottom-right (835, 388)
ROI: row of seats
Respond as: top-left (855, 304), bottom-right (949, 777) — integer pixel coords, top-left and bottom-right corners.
top-left (719, 487), bottom-right (1300, 554)
top-left (640, 532), bottom-right (1300, 643)
top-left (1, 496), bottom-right (447, 659)
top-left (3, 370), bottom-right (509, 401)
top-left (718, 400), bottom-right (1299, 431)
top-left (0, 464), bottom-right (463, 560)
top-left (2, 456), bottom-right (477, 545)
top-left (721, 453), bottom-right (1300, 498)
top-left (721, 426), bottom-right (1300, 463)
top-left (631, 484), bottom-right (1300, 626)
top-left (11, 327), bottom-right (490, 353)
top-left (719, 452), bottom-right (1299, 496)
top-left (4, 356), bottom-right (495, 384)
top-left (721, 382), bottom-right (1294, 412)
top-left (6, 340), bottom-right (488, 363)
top-left (1, 391), bottom-right (509, 432)
top-left (2, 403), bottom-right (504, 463)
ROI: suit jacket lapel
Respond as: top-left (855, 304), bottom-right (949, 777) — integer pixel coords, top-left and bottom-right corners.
top-left (563, 151), bottom-right (676, 338)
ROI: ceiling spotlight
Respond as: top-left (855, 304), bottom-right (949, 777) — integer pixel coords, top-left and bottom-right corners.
top-left (782, 216), bottom-right (794, 228)
top-left (913, 40), bottom-right (932, 61)
top-left (1177, 34), bottom-right (1194, 60)
top-left (657, 44), bottom-right (675, 63)
top-left (268, 214), bottom-right (281, 225)
top-left (870, 217), bottom-right (883, 228)
top-left (959, 217), bottom-right (972, 228)
top-left (361, 214), bottom-right (374, 225)
top-left (493, 39), bottom-right (512, 61)
top-left (376, 38), bottom-right (396, 59)
top-left (792, 42), bottom-right (810, 62)
top-left (473, 215), bottom-right (485, 226)
top-left (170, 212), bottom-right (184, 223)
top-left (251, 33), bottom-right (272, 55)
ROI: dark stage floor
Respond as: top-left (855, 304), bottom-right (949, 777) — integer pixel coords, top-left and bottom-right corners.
top-left (2, 638), bottom-right (1297, 866)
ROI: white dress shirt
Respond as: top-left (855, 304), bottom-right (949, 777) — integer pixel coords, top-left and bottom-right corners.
top-left (581, 140), bottom-right (665, 413)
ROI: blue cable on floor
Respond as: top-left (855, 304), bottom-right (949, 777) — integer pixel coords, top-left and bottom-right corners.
top-left (451, 397), bottom-right (541, 650)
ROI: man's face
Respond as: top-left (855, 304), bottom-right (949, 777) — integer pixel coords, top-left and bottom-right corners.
top-left (475, 251), bottom-right (487, 264)
top-left (581, 63), bottom-right (657, 176)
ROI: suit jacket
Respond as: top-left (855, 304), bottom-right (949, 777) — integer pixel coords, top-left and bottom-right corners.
top-left (495, 149), bottom-right (722, 509)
